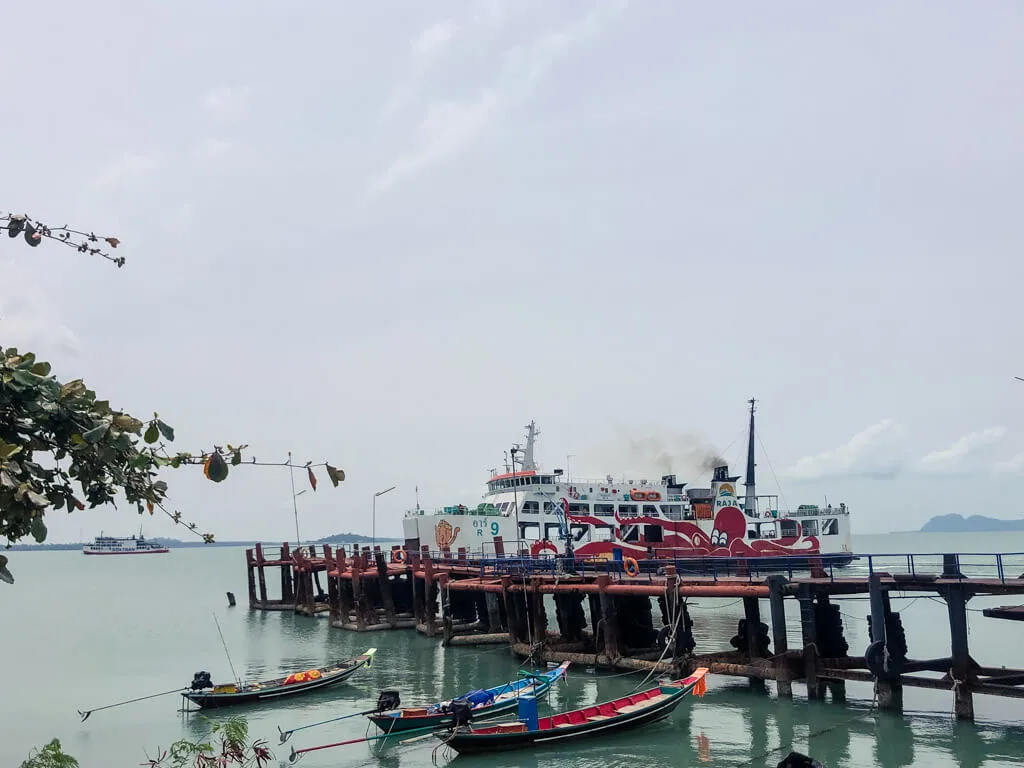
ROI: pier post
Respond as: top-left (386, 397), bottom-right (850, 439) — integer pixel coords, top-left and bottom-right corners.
top-left (254, 543), bottom-right (268, 607)
top-left (501, 576), bottom-right (520, 645)
top-left (946, 583), bottom-right (975, 721)
top-left (597, 575), bottom-right (621, 663)
top-left (485, 592), bottom-right (504, 633)
top-left (528, 577), bottom-right (548, 649)
top-left (351, 555), bottom-right (369, 629)
top-left (374, 551), bottom-right (398, 626)
top-left (423, 557), bottom-right (437, 637)
top-left (439, 573), bottom-right (453, 646)
top-left (768, 575), bottom-right (792, 697)
top-left (327, 549), bottom-right (341, 623)
top-left (280, 542), bottom-right (295, 604)
top-left (798, 584), bottom-right (824, 699)
top-left (868, 574), bottom-right (903, 712)
top-left (245, 549), bottom-right (257, 608)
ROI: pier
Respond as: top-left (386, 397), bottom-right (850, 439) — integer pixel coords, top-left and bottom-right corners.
top-left (244, 541), bottom-right (1024, 722)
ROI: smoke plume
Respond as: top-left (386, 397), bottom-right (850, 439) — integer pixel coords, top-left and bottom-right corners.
top-left (574, 429), bottom-right (731, 483)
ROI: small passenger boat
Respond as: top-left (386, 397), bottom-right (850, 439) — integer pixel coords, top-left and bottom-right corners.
top-left (367, 661), bottom-right (570, 734)
top-left (437, 667), bottom-right (708, 754)
top-left (182, 648), bottom-right (376, 709)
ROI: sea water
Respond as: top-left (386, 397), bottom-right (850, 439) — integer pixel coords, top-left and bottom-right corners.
top-left (3, 532), bottom-right (1024, 767)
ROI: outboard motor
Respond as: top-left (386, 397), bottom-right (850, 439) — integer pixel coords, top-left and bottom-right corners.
top-left (449, 700), bottom-right (473, 728)
top-left (190, 671), bottom-right (213, 691)
top-left (777, 752), bottom-right (823, 768)
top-left (376, 689), bottom-right (401, 712)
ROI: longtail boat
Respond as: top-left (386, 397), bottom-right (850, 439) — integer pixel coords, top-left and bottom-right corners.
top-left (437, 667), bottom-right (708, 754)
top-left (182, 648), bottom-right (376, 709)
top-left (367, 661), bottom-right (570, 734)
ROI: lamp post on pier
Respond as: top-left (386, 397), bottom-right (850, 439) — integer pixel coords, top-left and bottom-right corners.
top-left (372, 486), bottom-right (396, 549)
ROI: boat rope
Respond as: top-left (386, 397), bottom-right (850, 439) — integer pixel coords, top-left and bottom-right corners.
top-left (77, 687), bottom-right (185, 722)
top-left (628, 591), bottom-right (685, 693)
top-left (755, 432), bottom-right (790, 517)
top-left (430, 726), bottom-right (458, 765)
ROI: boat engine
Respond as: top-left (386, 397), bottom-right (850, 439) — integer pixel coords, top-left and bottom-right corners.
top-left (375, 689), bottom-right (401, 712)
top-left (190, 671), bottom-right (213, 690)
top-left (449, 700), bottom-right (473, 727)
top-left (776, 752), bottom-right (823, 768)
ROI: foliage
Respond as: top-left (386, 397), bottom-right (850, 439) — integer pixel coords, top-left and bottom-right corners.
top-left (0, 348), bottom-right (345, 557)
top-left (2, 211), bottom-right (124, 267)
top-left (1, 211), bottom-right (346, 582)
top-left (19, 739), bottom-right (79, 768)
top-left (143, 716), bottom-right (273, 768)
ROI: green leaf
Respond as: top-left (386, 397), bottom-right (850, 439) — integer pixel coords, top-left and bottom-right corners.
top-left (231, 449), bottom-right (241, 466)
top-left (59, 379), bottom-right (87, 399)
top-left (25, 489), bottom-right (49, 507)
top-left (11, 369), bottom-right (42, 387)
top-left (30, 361), bottom-right (51, 376)
top-left (156, 420), bottom-right (175, 442)
top-left (0, 440), bottom-right (22, 460)
top-left (144, 423), bottom-right (160, 444)
top-left (0, 470), bottom-right (16, 489)
top-left (203, 451), bottom-right (229, 483)
top-left (30, 516), bottom-right (47, 543)
top-left (112, 414), bottom-right (143, 432)
top-left (81, 422), bottom-right (109, 444)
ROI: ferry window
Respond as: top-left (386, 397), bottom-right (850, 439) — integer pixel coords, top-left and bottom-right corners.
top-left (593, 504), bottom-right (615, 517)
top-left (569, 503), bottom-right (589, 514)
top-left (822, 518), bottom-right (838, 535)
top-left (661, 504), bottom-right (683, 521)
top-left (644, 525), bottom-right (663, 543)
top-left (592, 526), bottom-right (614, 542)
top-left (522, 501), bottom-right (540, 514)
top-left (747, 526), bottom-right (760, 539)
top-left (570, 524), bottom-right (588, 542)
top-left (544, 524), bottom-right (562, 540)
top-left (621, 525), bottom-right (640, 543)
top-left (759, 523), bottom-right (777, 539)
top-left (802, 519), bottom-right (819, 537)
top-left (643, 504), bottom-right (659, 517)
top-left (780, 520), bottom-right (798, 539)
top-left (520, 524), bottom-right (540, 540)
top-left (618, 504), bottom-right (638, 518)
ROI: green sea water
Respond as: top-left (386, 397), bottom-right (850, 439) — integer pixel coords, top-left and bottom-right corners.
top-left (4, 531), bottom-right (1024, 767)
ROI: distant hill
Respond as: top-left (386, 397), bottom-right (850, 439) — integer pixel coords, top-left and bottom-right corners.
top-left (921, 514), bottom-right (1024, 533)
top-left (313, 532), bottom-right (378, 544)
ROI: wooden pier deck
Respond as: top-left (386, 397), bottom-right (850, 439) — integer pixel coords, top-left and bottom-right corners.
top-left (244, 539), bottom-right (1024, 722)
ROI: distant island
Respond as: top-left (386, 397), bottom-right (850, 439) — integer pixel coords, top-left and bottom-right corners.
top-left (921, 514), bottom-right (1024, 533)
top-left (7, 531), bottom-right (388, 552)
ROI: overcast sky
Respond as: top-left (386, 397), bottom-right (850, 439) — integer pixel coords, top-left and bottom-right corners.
top-left (2, 1), bottom-right (1023, 544)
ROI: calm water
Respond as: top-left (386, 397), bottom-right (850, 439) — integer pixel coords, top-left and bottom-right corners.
top-left (5, 532), bottom-right (1024, 767)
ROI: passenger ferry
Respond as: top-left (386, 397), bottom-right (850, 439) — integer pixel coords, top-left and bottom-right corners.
top-left (403, 402), bottom-right (854, 567)
top-left (82, 532), bottom-right (169, 555)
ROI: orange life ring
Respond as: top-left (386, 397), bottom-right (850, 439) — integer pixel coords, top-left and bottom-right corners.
top-left (646, 491), bottom-right (662, 502)
top-left (392, 549), bottom-right (406, 563)
top-left (623, 557), bottom-right (640, 577)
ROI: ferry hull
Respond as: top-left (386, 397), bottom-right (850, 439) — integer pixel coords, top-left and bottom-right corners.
top-left (83, 548), bottom-right (169, 555)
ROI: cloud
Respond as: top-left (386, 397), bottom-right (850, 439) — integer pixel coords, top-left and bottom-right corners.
top-left (202, 86), bottom-right (253, 123)
top-left (0, 258), bottom-right (80, 358)
top-left (413, 20), bottom-right (461, 71)
top-left (994, 452), bottom-right (1024, 474)
top-left (783, 419), bottom-right (908, 481)
top-left (917, 426), bottom-right (1007, 472)
top-left (194, 137), bottom-right (234, 161)
top-left (369, 0), bottom-right (627, 195)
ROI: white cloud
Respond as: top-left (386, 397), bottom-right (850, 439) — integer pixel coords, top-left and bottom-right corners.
top-left (994, 452), bottom-right (1024, 474)
top-left (917, 427), bottom-right (1007, 472)
top-left (413, 20), bottom-right (461, 71)
top-left (0, 259), bottom-right (80, 358)
top-left (194, 137), bottom-right (234, 161)
top-left (369, 0), bottom-right (628, 195)
top-left (783, 419), bottom-right (908, 481)
top-left (202, 86), bottom-right (253, 123)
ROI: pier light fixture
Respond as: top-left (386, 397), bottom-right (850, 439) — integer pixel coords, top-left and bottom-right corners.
top-left (373, 486), bottom-right (396, 549)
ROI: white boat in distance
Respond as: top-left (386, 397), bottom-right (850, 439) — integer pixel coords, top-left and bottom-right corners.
top-left (82, 532), bottom-right (169, 555)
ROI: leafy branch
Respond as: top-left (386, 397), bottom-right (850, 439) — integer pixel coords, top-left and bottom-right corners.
top-left (2, 211), bottom-right (124, 267)
top-left (142, 717), bottom-right (274, 768)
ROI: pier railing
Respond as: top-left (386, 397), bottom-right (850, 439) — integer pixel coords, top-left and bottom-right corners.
top-left (405, 549), bottom-right (1024, 585)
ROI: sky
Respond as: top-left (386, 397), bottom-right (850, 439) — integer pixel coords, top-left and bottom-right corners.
top-left (1, 0), bottom-right (1023, 543)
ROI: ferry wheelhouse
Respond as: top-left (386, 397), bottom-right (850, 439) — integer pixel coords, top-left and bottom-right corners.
top-left (82, 533), bottom-right (169, 555)
top-left (403, 403), bottom-right (853, 566)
